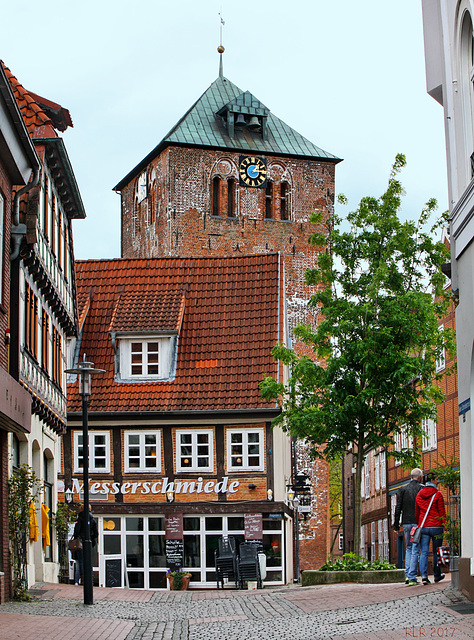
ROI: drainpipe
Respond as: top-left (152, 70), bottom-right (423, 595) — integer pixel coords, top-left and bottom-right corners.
top-left (10, 168), bottom-right (40, 261)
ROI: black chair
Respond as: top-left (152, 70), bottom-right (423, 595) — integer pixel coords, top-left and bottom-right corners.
top-left (214, 536), bottom-right (238, 589)
top-left (237, 542), bottom-right (262, 589)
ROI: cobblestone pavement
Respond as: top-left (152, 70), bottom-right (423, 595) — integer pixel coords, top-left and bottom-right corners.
top-left (1, 578), bottom-right (474, 640)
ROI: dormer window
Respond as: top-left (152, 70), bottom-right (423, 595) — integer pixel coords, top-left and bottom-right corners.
top-left (119, 336), bottom-right (174, 380)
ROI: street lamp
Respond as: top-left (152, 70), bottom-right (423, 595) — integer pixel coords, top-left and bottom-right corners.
top-left (65, 355), bottom-right (105, 605)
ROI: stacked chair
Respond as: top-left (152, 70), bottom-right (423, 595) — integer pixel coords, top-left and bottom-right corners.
top-left (236, 542), bottom-right (262, 589)
top-left (214, 536), bottom-right (238, 589)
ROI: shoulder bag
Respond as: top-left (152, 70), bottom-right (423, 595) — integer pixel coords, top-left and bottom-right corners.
top-left (410, 493), bottom-right (437, 544)
top-left (68, 537), bottom-right (82, 552)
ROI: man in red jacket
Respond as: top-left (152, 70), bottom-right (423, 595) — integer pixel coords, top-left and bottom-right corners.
top-left (407, 473), bottom-right (446, 585)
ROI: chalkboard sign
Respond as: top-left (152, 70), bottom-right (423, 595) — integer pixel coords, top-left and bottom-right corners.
top-left (244, 513), bottom-right (263, 540)
top-left (165, 513), bottom-right (183, 540)
top-left (105, 559), bottom-right (122, 588)
top-left (165, 538), bottom-right (184, 570)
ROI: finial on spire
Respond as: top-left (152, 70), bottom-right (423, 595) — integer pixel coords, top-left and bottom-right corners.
top-left (218, 11), bottom-right (225, 78)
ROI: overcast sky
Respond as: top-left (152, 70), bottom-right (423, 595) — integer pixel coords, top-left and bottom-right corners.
top-left (2, 0), bottom-right (447, 260)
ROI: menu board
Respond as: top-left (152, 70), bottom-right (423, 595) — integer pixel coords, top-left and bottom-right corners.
top-left (165, 539), bottom-right (184, 569)
top-left (165, 513), bottom-right (183, 540)
top-left (244, 513), bottom-right (263, 540)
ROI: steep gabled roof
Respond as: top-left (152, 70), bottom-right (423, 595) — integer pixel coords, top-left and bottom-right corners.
top-left (67, 254), bottom-right (283, 415)
top-left (114, 75), bottom-right (341, 191)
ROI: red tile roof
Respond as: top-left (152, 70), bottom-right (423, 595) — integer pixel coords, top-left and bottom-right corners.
top-left (1, 62), bottom-right (72, 137)
top-left (109, 289), bottom-right (186, 333)
top-left (68, 254), bottom-right (284, 414)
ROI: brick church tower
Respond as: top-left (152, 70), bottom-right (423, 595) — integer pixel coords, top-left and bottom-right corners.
top-left (114, 52), bottom-right (341, 572)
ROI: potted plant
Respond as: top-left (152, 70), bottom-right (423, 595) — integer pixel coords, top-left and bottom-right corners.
top-left (166, 568), bottom-right (192, 591)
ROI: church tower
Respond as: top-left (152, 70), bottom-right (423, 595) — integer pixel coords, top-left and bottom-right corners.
top-left (113, 51), bottom-right (342, 571)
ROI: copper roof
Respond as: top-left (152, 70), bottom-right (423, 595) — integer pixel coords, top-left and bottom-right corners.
top-left (68, 254), bottom-right (283, 414)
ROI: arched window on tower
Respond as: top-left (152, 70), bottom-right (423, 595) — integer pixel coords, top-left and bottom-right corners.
top-left (265, 180), bottom-right (273, 219)
top-left (212, 176), bottom-right (221, 216)
top-left (280, 181), bottom-right (289, 220)
top-left (227, 179), bottom-right (235, 217)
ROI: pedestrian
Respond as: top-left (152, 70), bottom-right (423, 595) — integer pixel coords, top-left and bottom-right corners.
top-left (407, 473), bottom-right (446, 585)
top-left (393, 467), bottom-right (424, 584)
top-left (73, 508), bottom-right (98, 585)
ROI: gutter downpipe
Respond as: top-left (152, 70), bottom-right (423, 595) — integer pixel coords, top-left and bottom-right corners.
top-left (10, 167), bottom-right (40, 261)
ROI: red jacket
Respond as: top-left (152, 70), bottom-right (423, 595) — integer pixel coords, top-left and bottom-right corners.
top-left (415, 485), bottom-right (446, 528)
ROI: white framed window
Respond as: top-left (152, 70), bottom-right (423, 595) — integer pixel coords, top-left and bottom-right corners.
top-left (374, 454), bottom-right (380, 491)
top-left (422, 417), bottom-right (437, 452)
top-left (125, 431), bottom-right (161, 473)
top-left (390, 494), bottom-right (397, 526)
top-left (338, 532), bottom-right (344, 551)
top-left (119, 336), bottom-right (173, 380)
top-left (227, 428), bottom-right (264, 471)
top-left (74, 431), bottom-right (110, 473)
top-left (378, 520), bottom-right (383, 559)
top-left (383, 518), bottom-right (389, 560)
top-left (360, 525), bottom-right (365, 557)
top-left (176, 429), bottom-right (213, 472)
top-left (394, 432), bottom-right (401, 466)
top-left (380, 451), bottom-right (386, 489)
top-left (436, 325), bottom-right (446, 372)
top-left (371, 521), bottom-right (376, 560)
top-left (364, 456), bottom-right (370, 497)
top-left (360, 460), bottom-right (365, 499)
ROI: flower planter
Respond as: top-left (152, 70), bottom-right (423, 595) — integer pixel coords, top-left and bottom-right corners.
top-left (166, 573), bottom-right (192, 591)
top-left (302, 569), bottom-right (405, 586)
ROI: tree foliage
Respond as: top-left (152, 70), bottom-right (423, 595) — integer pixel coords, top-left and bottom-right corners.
top-left (260, 155), bottom-right (454, 552)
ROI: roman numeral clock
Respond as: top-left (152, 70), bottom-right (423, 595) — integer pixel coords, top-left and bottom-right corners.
top-left (239, 156), bottom-right (267, 187)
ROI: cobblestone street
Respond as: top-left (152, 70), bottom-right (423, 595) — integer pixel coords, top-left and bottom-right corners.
top-left (1, 578), bottom-right (474, 640)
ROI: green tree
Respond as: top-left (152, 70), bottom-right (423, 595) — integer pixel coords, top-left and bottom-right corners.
top-left (261, 155), bottom-right (454, 553)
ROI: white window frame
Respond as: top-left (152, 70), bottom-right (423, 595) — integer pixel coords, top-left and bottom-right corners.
top-left (137, 170), bottom-right (147, 202)
top-left (74, 431), bottom-right (110, 473)
top-left (360, 525), bottom-right (365, 557)
top-left (338, 532), bottom-right (344, 551)
top-left (371, 521), bottom-right (376, 560)
top-left (380, 451), bottom-right (386, 488)
top-left (383, 518), bottom-right (389, 560)
top-left (119, 336), bottom-right (173, 380)
top-left (176, 429), bottom-right (214, 473)
top-left (422, 417), bottom-right (437, 452)
top-left (378, 519), bottom-right (383, 560)
top-left (227, 428), bottom-right (264, 472)
top-left (436, 325), bottom-right (446, 372)
top-left (364, 456), bottom-right (370, 497)
top-left (124, 431), bottom-right (161, 473)
top-left (374, 454), bottom-right (380, 491)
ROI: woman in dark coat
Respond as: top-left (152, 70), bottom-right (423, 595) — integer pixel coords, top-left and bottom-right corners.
top-left (73, 509), bottom-right (98, 585)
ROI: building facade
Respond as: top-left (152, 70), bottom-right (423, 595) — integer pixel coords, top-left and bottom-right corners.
top-left (112, 63), bottom-right (340, 571)
top-left (62, 253), bottom-right (294, 588)
top-left (0, 61), bottom-right (38, 603)
top-left (2, 63), bottom-right (84, 590)
top-left (421, 0), bottom-right (474, 598)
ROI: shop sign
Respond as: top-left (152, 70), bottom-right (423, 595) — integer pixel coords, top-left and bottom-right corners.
top-left (69, 476), bottom-right (240, 496)
top-left (165, 539), bottom-right (184, 570)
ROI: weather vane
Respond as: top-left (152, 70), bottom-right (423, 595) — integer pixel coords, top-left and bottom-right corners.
top-left (218, 9), bottom-right (225, 78)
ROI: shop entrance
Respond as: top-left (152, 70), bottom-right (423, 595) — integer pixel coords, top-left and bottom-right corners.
top-left (97, 513), bottom-right (284, 589)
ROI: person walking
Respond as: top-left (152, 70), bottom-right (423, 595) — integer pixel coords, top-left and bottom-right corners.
top-left (73, 508), bottom-right (98, 585)
top-left (393, 468), bottom-right (424, 584)
top-left (407, 473), bottom-right (446, 585)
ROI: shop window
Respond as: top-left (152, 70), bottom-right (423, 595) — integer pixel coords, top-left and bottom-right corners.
top-left (265, 180), bottom-right (273, 218)
top-left (212, 176), bottom-right (221, 216)
top-left (280, 181), bottom-right (289, 220)
top-left (124, 431), bottom-right (161, 473)
top-left (176, 429), bottom-right (213, 472)
top-left (119, 336), bottom-right (174, 380)
top-left (227, 428), bottom-right (264, 471)
top-left (74, 431), bottom-right (110, 473)
top-left (12, 434), bottom-right (20, 470)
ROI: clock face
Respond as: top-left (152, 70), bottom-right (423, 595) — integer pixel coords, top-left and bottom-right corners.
top-left (239, 156), bottom-right (267, 187)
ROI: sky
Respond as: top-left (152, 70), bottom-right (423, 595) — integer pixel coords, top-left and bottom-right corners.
top-left (2, 0), bottom-right (448, 260)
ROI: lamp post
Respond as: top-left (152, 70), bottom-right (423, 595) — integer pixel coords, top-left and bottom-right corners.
top-left (65, 355), bottom-right (105, 605)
